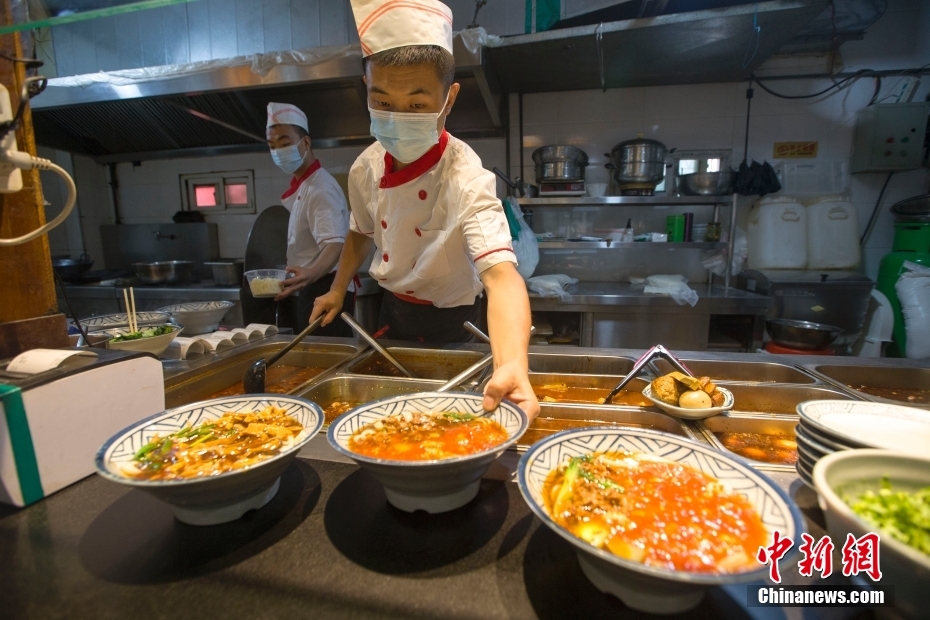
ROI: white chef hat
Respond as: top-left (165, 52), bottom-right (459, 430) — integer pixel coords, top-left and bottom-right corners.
top-left (266, 102), bottom-right (308, 133)
top-left (350, 0), bottom-right (453, 57)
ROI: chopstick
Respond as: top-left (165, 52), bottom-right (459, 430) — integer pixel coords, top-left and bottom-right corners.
top-left (122, 287), bottom-right (138, 333)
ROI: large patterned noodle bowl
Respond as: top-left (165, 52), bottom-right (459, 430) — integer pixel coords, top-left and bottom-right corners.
top-left (518, 427), bottom-right (804, 614)
top-left (96, 395), bottom-right (323, 525)
top-left (328, 392), bottom-right (527, 514)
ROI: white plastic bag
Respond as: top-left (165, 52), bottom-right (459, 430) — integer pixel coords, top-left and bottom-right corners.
top-left (526, 274), bottom-right (578, 300)
top-left (505, 197), bottom-right (539, 280)
top-left (895, 261), bottom-right (930, 359)
top-left (643, 274), bottom-right (699, 307)
top-left (702, 227), bottom-right (748, 277)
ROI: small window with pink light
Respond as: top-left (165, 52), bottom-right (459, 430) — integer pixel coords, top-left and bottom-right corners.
top-left (182, 171), bottom-right (255, 214)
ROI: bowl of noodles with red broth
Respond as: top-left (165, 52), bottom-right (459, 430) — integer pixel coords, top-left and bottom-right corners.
top-left (96, 395), bottom-right (322, 526)
top-left (327, 392), bottom-right (527, 514)
top-left (518, 427), bottom-right (804, 614)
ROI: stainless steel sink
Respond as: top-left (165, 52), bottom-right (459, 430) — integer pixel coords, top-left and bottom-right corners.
top-left (297, 375), bottom-right (444, 425)
top-left (345, 347), bottom-right (485, 380)
top-left (695, 414), bottom-right (798, 471)
top-left (528, 352), bottom-right (635, 375)
top-left (724, 384), bottom-right (858, 416)
top-left (809, 365), bottom-right (930, 409)
top-left (521, 403), bottom-right (699, 449)
top-left (164, 343), bottom-right (358, 407)
top-left (652, 359), bottom-right (817, 384)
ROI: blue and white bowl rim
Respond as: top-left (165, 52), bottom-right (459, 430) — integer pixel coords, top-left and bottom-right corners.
top-left (517, 426), bottom-right (804, 585)
top-left (97, 323), bottom-right (184, 336)
top-left (327, 391), bottom-right (528, 466)
top-left (158, 301), bottom-right (235, 313)
top-left (95, 394), bottom-right (324, 487)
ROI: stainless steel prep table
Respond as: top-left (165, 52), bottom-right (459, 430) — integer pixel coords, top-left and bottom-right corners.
top-left (529, 283), bottom-right (773, 350)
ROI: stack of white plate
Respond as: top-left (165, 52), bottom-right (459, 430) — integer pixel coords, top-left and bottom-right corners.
top-left (795, 400), bottom-right (930, 487)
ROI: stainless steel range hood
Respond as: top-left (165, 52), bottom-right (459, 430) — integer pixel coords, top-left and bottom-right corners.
top-left (31, 34), bottom-right (503, 164)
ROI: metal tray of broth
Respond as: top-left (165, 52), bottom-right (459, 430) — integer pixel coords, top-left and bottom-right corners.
top-left (163, 343), bottom-right (359, 408)
top-left (297, 375), bottom-right (445, 426)
top-left (345, 347), bottom-right (486, 380)
top-left (521, 403), bottom-right (700, 449)
top-left (722, 384), bottom-right (859, 416)
top-left (528, 352), bottom-right (635, 375)
top-left (805, 365), bottom-right (930, 409)
top-left (694, 414), bottom-right (799, 471)
top-left (531, 373), bottom-right (653, 408)
top-left (651, 358), bottom-right (819, 384)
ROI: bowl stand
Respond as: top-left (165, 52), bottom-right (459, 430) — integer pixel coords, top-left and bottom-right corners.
top-left (577, 553), bottom-right (705, 615)
top-left (173, 477), bottom-right (280, 526)
top-left (383, 479), bottom-right (481, 514)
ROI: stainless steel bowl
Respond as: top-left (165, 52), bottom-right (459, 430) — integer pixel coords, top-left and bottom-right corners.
top-left (68, 332), bottom-right (113, 348)
top-left (766, 318), bottom-right (843, 350)
top-left (132, 260), bottom-right (195, 284)
top-left (609, 160), bottom-right (666, 185)
top-left (677, 171), bottom-right (736, 196)
top-left (204, 261), bottom-right (244, 286)
top-left (52, 255), bottom-right (93, 282)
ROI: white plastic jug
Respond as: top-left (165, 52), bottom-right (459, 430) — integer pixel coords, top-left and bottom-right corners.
top-left (807, 196), bottom-right (860, 269)
top-left (747, 196), bottom-right (808, 270)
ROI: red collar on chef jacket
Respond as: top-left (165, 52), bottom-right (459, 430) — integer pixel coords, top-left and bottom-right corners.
top-left (379, 130), bottom-right (449, 189)
top-left (281, 159), bottom-right (322, 200)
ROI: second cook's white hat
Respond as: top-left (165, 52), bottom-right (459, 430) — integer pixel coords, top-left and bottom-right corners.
top-left (350, 0), bottom-right (454, 57)
top-left (266, 102), bottom-right (308, 132)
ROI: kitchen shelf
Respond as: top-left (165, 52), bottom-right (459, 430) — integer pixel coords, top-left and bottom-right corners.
top-left (538, 241), bottom-right (726, 249)
top-left (517, 196), bottom-right (730, 207)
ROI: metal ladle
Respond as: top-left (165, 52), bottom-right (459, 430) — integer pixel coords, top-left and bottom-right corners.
top-left (340, 312), bottom-right (416, 378)
top-left (603, 344), bottom-right (693, 404)
top-left (243, 316), bottom-right (324, 393)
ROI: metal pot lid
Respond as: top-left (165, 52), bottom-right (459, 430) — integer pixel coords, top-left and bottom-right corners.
top-left (891, 194), bottom-right (930, 220)
top-left (532, 145), bottom-right (589, 165)
top-left (611, 135), bottom-right (667, 153)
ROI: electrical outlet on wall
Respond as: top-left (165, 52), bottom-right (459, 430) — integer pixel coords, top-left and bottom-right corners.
top-left (0, 84), bottom-right (24, 193)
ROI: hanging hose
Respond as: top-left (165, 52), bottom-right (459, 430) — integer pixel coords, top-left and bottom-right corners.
top-left (0, 156), bottom-right (77, 246)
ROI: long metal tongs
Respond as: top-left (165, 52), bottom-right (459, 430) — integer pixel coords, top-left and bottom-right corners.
top-left (603, 345), bottom-right (693, 404)
top-left (436, 322), bottom-right (536, 393)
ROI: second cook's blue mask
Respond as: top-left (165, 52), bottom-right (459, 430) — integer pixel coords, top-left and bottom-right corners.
top-left (369, 91), bottom-right (450, 163)
top-left (271, 144), bottom-right (306, 174)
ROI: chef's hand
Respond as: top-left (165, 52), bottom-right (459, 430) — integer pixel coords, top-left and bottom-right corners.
top-left (483, 360), bottom-right (539, 420)
top-left (274, 266), bottom-right (313, 301)
top-left (309, 289), bottom-right (346, 327)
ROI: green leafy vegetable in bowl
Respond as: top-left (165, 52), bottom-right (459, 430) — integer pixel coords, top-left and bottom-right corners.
top-left (844, 478), bottom-right (930, 557)
top-left (112, 325), bottom-right (174, 342)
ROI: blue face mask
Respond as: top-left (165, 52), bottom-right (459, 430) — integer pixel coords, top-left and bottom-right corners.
top-left (271, 143), bottom-right (306, 174)
top-left (369, 92), bottom-right (450, 163)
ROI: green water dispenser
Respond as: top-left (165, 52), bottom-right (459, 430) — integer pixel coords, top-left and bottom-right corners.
top-left (876, 221), bottom-right (930, 357)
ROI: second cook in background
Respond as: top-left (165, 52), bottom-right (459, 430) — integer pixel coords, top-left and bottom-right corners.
top-left (312, 0), bottom-right (538, 419)
top-left (266, 103), bottom-right (354, 337)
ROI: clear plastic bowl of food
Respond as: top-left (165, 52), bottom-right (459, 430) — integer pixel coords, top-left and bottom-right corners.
top-left (244, 269), bottom-right (290, 298)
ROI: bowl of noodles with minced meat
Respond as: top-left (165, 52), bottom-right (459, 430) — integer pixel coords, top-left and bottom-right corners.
top-left (327, 392), bottom-right (528, 514)
top-left (517, 427), bottom-right (804, 614)
top-left (95, 395), bottom-right (322, 525)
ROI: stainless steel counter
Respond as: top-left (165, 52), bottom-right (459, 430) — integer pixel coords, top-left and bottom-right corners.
top-left (530, 283), bottom-right (772, 350)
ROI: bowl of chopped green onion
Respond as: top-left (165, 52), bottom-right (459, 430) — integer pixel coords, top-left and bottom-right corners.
top-left (102, 323), bottom-right (183, 357)
top-left (814, 449), bottom-right (930, 619)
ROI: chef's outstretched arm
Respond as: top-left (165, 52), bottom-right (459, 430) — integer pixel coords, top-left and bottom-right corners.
top-left (310, 230), bottom-right (373, 326)
top-left (480, 262), bottom-right (540, 420)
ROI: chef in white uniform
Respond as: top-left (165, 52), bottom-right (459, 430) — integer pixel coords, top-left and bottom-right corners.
top-left (266, 103), bottom-right (353, 337)
top-left (311, 0), bottom-right (538, 418)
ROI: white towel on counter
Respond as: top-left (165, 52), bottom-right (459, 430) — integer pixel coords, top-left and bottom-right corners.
top-left (526, 274), bottom-right (578, 300)
top-left (643, 274), bottom-right (699, 307)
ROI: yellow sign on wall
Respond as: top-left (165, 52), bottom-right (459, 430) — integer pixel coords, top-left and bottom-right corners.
top-left (773, 141), bottom-right (819, 158)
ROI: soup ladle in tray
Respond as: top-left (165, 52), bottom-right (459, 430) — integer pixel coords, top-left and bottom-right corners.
top-left (603, 344), bottom-right (693, 404)
top-left (243, 315), bottom-right (324, 393)
top-left (340, 312), bottom-right (417, 378)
